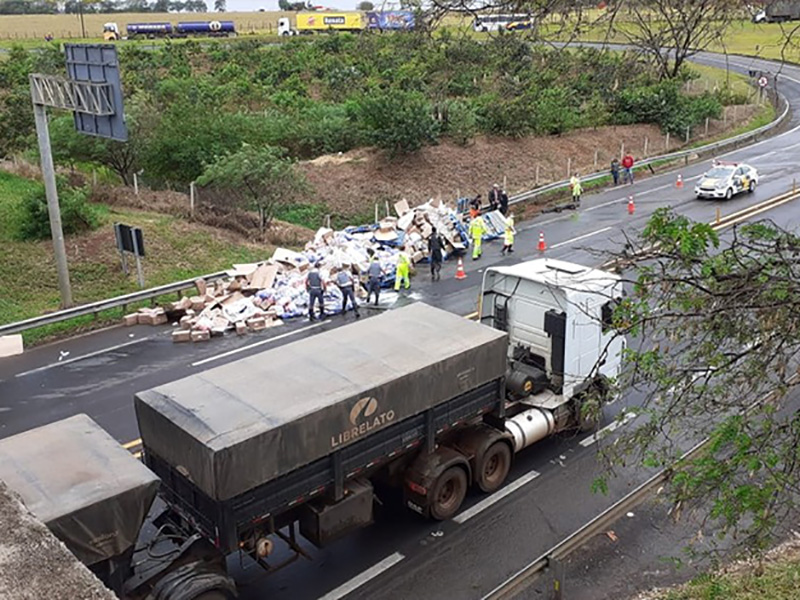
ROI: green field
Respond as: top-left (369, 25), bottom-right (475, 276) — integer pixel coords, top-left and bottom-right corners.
top-left (0, 170), bottom-right (268, 343)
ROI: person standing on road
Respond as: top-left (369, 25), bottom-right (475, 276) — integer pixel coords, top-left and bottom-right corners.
top-left (610, 158), bottom-right (620, 186)
top-left (428, 227), bottom-right (444, 281)
top-left (365, 253), bottom-right (383, 306)
top-left (570, 172), bottom-right (583, 207)
top-left (469, 195), bottom-right (482, 219)
top-left (335, 266), bottom-right (361, 318)
top-left (501, 212), bottom-right (516, 255)
top-left (469, 214), bottom-right (487, 260)
top-left (394, 247), bottom-right (411, 291)
top-left (622, 153), bottom-right (635, 184)
top-left (305, 262), bottom-right (327, 321)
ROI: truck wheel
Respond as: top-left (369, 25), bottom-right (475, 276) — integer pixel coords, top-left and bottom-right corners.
top-left (192, 593), bottom-right (231, 600)
top-left (430, 466), bottom-right (468, 520)
top-left (476, 442), bottom-right (511, 493)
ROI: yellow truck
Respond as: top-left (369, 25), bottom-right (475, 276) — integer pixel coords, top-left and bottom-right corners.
top-left (278, 12), bottom-right (363, 35)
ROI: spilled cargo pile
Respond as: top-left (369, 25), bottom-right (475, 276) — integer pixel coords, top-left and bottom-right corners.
top-left (123, 199), bottom-right (470, 342)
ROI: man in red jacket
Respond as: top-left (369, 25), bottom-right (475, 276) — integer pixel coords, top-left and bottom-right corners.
top-left (621, 153), bottom-right (635, 184)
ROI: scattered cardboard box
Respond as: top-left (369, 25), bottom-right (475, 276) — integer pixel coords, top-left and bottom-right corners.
top-left (123, 314), bottom-right (139, 327)
top-left (0, 335), bottom-right (23, 358)
top-left (172, 330), bottom-right (191, 343)
top-left (191, 330), bottom-right (211, 342)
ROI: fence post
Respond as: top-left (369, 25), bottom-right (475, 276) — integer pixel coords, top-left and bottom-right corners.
top-left (620, 141), bottom-right (625, 159)
top-left (733, 105), bottom-right (738, 123)
top-left (666, 132), bottom-right (670, 151)
top-left (643, 137), bottom-right (648, 156)
top-left (566, 157), bottom-right (571, 178)
top-left (535, 164), bottom-right (540, 186)
top-left (503, 174), bottom-right (507, 190)
top-left (705, 117), bottom-right (709, 136)
top-left (190, 182), bottom-right (196, 217)
top-left (133, 173), bottom-right (139, 196)
top-left (724, 109), bottom-right (728, 128)
top-left (92, 169), bottom-right (97, 188)
top-left (594, 149), bottom-right (599, 169)
top-left (685, 126), bottom-right (690, 144)
top-left (374, 203), bottom-right (378, 223)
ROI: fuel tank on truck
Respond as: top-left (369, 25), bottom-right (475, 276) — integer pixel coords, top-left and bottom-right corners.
top-left (135, 303), bottom-right (508, 502)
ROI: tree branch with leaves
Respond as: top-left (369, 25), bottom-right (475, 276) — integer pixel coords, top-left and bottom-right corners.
top-left (196, 145), bottom-right (311, 239)
top-left (599, 207), bottom-right (800, 554)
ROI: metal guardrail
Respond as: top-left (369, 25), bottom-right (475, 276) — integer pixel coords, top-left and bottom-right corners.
top-left (0, 90), bottom-right (789, 338)
top-left (481, 437), bottom-right (707, 600)
top-left (508, 90), bottom-right (789, 208)
top-left (0, 270), bottom-right (231, 337)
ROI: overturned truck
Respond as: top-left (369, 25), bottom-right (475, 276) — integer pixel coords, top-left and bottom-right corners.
top-left (0, 259), bottom-right (625, 598)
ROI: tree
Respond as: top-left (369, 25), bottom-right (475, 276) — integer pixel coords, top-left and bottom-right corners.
top-left (599, 208), bottom-right (800, 554)
top-left (603, 0), bottom-right (738, 80)
top-left (357, 1), bottom-right (374, 10)
top-left (213, 0), bottom-right (225, 11)
top-left (196, 145), bottom-right (311, 236)
top-left (358, 89), bottom-right (439, 155)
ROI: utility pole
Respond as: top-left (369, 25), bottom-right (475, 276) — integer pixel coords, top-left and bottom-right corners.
top-left (31, 90), bottom-right (73, 308)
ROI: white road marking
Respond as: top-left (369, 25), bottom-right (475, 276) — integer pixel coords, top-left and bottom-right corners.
top-left (549, 226), bottom-right (613, 250)
top-left (579, 412), bottom-right (637, 448)
top-left (453, 469), bottom-right (541, 524)
top-left (317, 552), bottom-right (405, 600)
top-left (15, 337), bottom-right (152, 378)
top-left (191, 322), bottom-right (324, 367)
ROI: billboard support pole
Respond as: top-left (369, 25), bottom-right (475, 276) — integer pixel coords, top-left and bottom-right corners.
top-left (32, 100), bottom-right (73, 308)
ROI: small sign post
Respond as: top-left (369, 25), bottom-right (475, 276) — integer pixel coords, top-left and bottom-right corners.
top-left (114, 223), bottom-right (145, 288)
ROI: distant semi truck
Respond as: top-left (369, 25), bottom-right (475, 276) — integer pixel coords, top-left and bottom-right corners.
top-left (103, 20), bottom-right (236, 40)
top-left (0, 258), bottom-right (625, 598)
top-left (753, 1), bottom-right (800, 22)
top-left (278, 10), bottom-right (415, 35)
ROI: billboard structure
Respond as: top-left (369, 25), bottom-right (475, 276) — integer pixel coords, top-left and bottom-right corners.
top-left (29, 44), bottom-right (128, 308)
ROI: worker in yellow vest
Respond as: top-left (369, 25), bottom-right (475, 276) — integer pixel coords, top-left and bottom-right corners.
top-left (394, 246), bottom-right (411, 291)
top-left (570, 172), bottom-right (583, 207)
top-left (469, 215), bottom-right (487, 260)
top-left (501, 213), bottom-right (516, 255)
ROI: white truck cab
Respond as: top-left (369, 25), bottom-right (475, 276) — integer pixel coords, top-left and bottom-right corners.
top-left (481, 258), bottom-right (625, 437)
top-left (103, 22), bottom-right (121, 40)
top-left (277, 17), bottom-right (297, 36)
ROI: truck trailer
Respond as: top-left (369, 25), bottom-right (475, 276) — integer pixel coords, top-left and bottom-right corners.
top-left (278, 11), bottom-right (415, 35)
top-left (103, 20), bottom-right (236, 40)
top-left (753, 1), bottom-right (800, 22)
top-left (0, 258), bottom-right (625, 599)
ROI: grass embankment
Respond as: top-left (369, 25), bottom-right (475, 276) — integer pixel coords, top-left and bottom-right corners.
top-left (644, 544), bottom-right (800, 600)
top-left (0, 170), bottom-right (267, 344)
top-left (545, 17), bottom-right (800, 63)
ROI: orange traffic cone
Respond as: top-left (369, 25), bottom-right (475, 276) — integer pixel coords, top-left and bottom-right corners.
top-left (455, 257), bottom-right (467, 280)
top-left (627, 196), bottom-right (635, 215)
top-left (676, 174), bottom-right (684, 189)
top-left (538, 231), bottom-right (547, 252)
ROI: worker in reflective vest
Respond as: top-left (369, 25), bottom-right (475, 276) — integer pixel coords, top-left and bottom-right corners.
top-left (570, 173), bottom-right (583, 206)
top-left (469, 215), bottom-right (487, 260)
top-left (394, 247), bottom-right (411, 291)
top-left (502, 213), bottom-right (516, 255)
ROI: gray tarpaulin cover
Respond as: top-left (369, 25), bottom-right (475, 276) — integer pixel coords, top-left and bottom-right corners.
top-left (0, 414), bottom-right (160, 566)
top-left (136, 302), bottom-right (508, 501)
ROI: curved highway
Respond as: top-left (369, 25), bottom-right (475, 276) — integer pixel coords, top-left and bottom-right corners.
top-left (2, 48), bottom-right (800, 600)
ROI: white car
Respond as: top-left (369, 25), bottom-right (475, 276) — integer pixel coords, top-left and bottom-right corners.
top-left (694, 162), bottom-right (759, 200)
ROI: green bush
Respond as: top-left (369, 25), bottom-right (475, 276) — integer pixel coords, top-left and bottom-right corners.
top-left (357, 89), bottom-right (439, 155)
top-left (531, 87), bottom-right (579, 135)
top-left (17, 179), bottom-right (99, 241)
top-left (444, 100), bottom-right (478, 146)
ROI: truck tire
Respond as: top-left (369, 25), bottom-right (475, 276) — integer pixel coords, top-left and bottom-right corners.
top-left (150, 560), bottom-right (236, 600)
top-left (577, 395), bottom-right (600, 432)
top-left (476, 441), bottom-right (512, 493)
top-left (430, 466), bottom-right (468, 520)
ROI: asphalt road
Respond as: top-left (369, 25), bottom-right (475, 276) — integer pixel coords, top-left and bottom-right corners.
top-left (3, 49), bottom-right (800, 600)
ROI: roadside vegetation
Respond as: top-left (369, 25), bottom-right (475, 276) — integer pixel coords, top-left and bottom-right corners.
top-left (0, 169), bottom-right (268, 342)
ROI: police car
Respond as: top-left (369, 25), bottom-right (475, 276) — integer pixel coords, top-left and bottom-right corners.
top-left (694, 161), bottom-right (759, 200)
